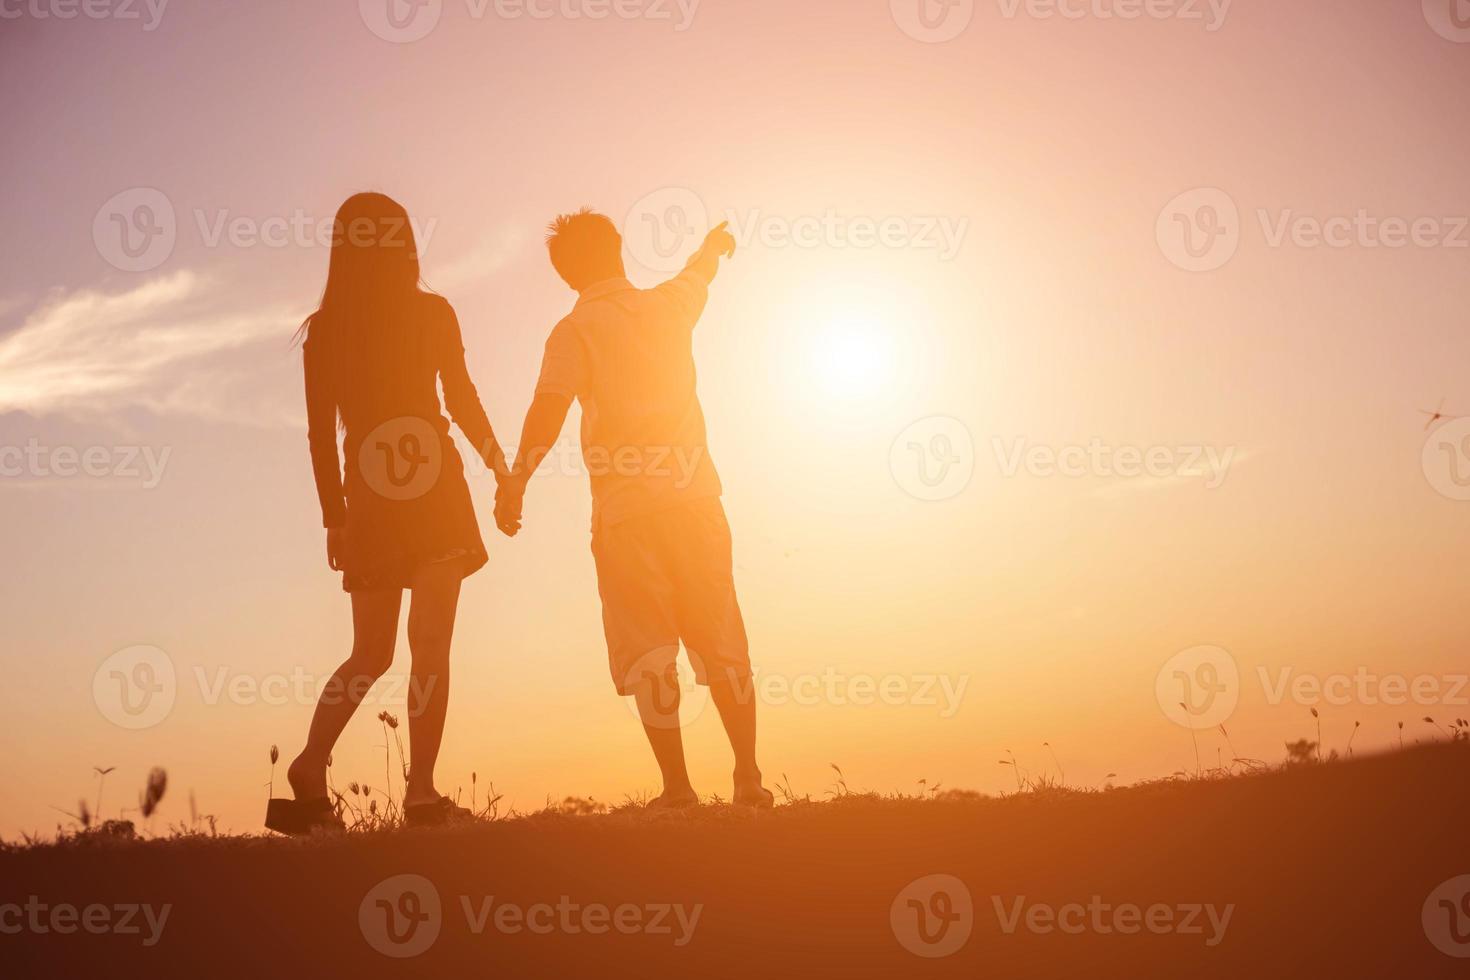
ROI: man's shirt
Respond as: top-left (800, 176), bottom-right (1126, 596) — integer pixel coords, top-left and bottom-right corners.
top-left (535, 272), bottom-right (723, 529)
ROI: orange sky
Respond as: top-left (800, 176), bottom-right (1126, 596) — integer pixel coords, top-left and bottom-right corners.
top-left (1, 0), bottom-right (1468, 836)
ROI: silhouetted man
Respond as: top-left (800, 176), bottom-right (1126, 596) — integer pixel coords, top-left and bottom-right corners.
top-left (496, 210), bottom-right (770, 808)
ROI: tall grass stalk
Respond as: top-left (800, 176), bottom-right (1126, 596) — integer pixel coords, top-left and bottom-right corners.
top-left (1180, 705), bottom-right (1202, 776)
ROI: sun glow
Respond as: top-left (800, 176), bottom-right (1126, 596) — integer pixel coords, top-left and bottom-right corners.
top-left (806, 310), bottom-right (900, 401)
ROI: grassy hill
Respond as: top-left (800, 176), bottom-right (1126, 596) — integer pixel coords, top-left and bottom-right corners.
top-left (3, 743), bottom-right (1468, 977)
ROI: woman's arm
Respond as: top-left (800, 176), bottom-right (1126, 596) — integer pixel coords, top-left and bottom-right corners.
top-left (303, 325), bottom-right (347, 531)
top-left (438, 301), bottom-right (508, 478)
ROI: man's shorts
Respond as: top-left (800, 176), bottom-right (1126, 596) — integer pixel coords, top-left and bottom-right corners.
top-left (591, 496), bottom-right (751, 696)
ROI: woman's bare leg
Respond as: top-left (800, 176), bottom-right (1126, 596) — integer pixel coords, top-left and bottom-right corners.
top-left (288, 587), bottom-right (403, 801)
top-left (402, 561), bottom-right (463, 807)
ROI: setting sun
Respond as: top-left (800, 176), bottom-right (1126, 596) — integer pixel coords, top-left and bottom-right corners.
top-left (778, 280), bottom-right (917, 414)
top-left (809, 312), bottom-right (895, 399)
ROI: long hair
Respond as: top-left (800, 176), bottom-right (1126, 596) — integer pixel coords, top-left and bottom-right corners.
top-left (295, 192), bottom-right (426, 347)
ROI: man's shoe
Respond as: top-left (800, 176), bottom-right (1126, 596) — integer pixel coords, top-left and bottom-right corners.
top-left (404, 796), bottom-right (474, 828)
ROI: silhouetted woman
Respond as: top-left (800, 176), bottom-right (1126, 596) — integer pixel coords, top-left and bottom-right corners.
top-left (267, 193), bottom-right (504, 834)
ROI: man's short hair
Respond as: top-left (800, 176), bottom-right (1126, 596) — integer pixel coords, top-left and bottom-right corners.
top-left (546, 208), bottom-right (624, 291)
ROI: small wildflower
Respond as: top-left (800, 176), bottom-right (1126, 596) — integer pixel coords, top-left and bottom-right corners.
top-left (140, 768), bottom-right (168, 818)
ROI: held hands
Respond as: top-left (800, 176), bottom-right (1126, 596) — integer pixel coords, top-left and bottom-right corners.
top-left (494, 469), bottom-right (527, 538)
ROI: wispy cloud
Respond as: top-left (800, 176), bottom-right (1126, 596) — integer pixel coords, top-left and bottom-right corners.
top-left (0, 232), bottom-right (524, 426)
top-left (425, 227), bottom-right (526, 294)
top-left (0, 272), bottom-right (296, 422)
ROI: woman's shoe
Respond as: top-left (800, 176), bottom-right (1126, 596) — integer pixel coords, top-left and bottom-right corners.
top-left (265, 796), bottom-right (346, 836)
top-left (646, 789), bottom-right (701, 811)
top-left (404, 796), bottom-right (474, 828)
top-left (732, 785), bottom-right (775, 808)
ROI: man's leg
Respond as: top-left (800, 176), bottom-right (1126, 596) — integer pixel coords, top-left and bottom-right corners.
top-left (679, 499), bottom-right (770, 806)
top-left (629, 657), bottom-right (699, 807)
top-left (596, 513), bottom-right (700, 808)
top-left (709, 673), bottom-right (770, 806)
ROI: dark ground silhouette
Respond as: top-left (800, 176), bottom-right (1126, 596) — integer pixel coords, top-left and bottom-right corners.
top-left (3, 743), bottom-right (1467, 978)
